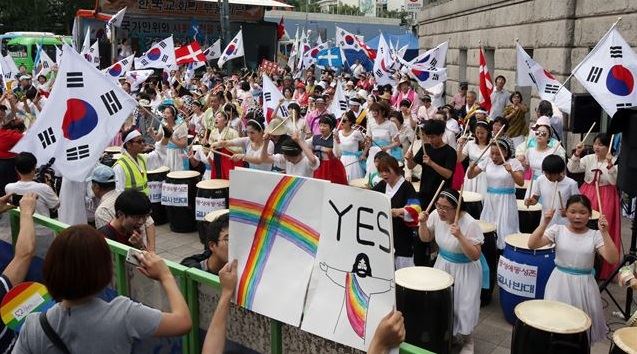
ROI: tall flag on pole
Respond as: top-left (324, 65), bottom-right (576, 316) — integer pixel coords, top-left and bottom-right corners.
top-left (478, 47), bottom-right (493, 111)
top-left (11, 44), bottom-right (136, 181)
top-left (134, 36), bottom-right (176, 70)
top-left (262, 74), bottom-right (289, 123)
top-left (335, 26), bottom-right (376, 70)
top-left (35, 49), bottom-right (56, 78)
top-left (372, 33), bottom-right (396, 86)
top-left (85, 41), bottom-right (100, 68)
top-left (328, 80), bottom-right (348, 118)
top-left (287, 26), bottom-right (300, 69)
top-left (277, 17), bottom-right (285, 41)
top-left (407, 65), bottom-right (447, 89)
top-left (175, 41), bottom-right (206, 65)
top-left (80, 28), bottom-right (91, 56)
top-left (205, 39), bottom-right (222, 60)
top-left (102, 54), bottom-right (134, 81)
top-left (125, 69), bottom-right (154, 92)
top-left (0, 54), bottom-right (19, 88)
top-left (218, 30), bottom-right (245, 68)
top-left (303, 40), bottom-right (329, 67)
top-left (296, 29), bottom-right (310, 72)
top-left (516, 43), bottom-right (572, 114)
top-left (105, 7), bottom-right (127, 41)
top-left (572, 24), bottom-right (637, 117)
top-left (409, 41), bottom-right (448, 67)
top-left (316, 48), bottom-right (343, 69)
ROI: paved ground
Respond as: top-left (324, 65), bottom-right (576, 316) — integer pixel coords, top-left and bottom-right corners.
top-left (154, 217), bottom-right (635, 354)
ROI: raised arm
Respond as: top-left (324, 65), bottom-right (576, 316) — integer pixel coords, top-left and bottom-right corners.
top-left (528, 209), bottom-right (555, 249)
top-left (202, 260), bottom-right (237, 354)
top-left (2, 193), bottom-right (37, 286)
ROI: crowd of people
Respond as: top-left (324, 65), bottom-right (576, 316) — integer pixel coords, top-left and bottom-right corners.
top-left (0, 51), bottom-right (634, 354)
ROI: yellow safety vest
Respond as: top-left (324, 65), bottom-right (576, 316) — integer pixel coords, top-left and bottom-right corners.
top-left (115, 153), bottom-right (149, 195)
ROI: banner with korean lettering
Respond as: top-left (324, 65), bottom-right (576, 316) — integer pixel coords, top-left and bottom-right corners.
top-left (102, 0), bottom-right (264, 22)
top-left (161, 183), bottom-right (189, 207)
top-left (497, 256), bottom-right (538, 298)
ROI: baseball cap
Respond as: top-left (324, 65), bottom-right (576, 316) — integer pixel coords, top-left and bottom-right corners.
top-left (90, 164), bottom-right (116, 183)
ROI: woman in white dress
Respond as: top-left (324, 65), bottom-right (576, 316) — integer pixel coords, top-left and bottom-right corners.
top-left (215, 113), bottom-right (274, 171)
top-left (468, 137), bottom-right (525, 250)
top-left (518, 117), bottom-right (565, 182)
top-left (528, 194), bottom-right (618, 343)
top-left (365, 102), bottom-right (401, 178)
top-left (155, 105), bottom-right (188, 172)
top-left (457, 121), bottom-right (491, 195)
top-left (418, 188), bottom-right (483, 354)
top-left (334, 111), bottom-right (365, 181)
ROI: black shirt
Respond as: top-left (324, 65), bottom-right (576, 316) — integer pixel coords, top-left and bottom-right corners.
top-left (413, 143), bottom-right (457, 207)
top-left (373, 180), bottom-right (418, 257)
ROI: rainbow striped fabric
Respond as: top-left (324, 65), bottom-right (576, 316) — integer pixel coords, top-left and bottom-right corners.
top-left (1, 282), bottom-right (54, 331)
top-left (345, 273), bottom-right (370, 338)
top-left (231, 176), bottom-right (320, 309)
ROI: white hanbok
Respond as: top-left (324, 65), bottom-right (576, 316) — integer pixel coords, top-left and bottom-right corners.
top-left (160, 120), bottom-right (189, 172)
top-left (426, 211), bottom-right (483, 336)
top-left (462, 141), bottom-right (488, 195)
top-left (334, 130), bottom-right (365, 181)
top-left (543, 225), bottom-right (608, 343)
top-left (478, 158), bottom-right (524, 249)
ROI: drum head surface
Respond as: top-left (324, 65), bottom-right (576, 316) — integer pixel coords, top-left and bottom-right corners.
top-left (613, 327), bottom-right (637, 352)
top-left (505, 233), bottom-right (554, 250)
top-left (515, 300), bottom-right (591, 334)
top-left (349, 178), bottom-right (369, 189)
top-left (590, 210), bottom-right (600, 221)
top-left (147, 166), bottom-right (170, 174)
top-left (478, 221), bottom-right (496, 234)
top-left (104, 146), bottom-right (121, 153)
top-left (204, 209), bottom-right (229, 223)
top-left (516, 199), bottom-right (543, 211)
top-left (167, 171), bottom-right (201, 179)
top-left (395, 266), bottom-right (454, 291)
top-left (197, 179), bottom-right (230, 189)
top-left (461, 191), bottom-right (482, 202)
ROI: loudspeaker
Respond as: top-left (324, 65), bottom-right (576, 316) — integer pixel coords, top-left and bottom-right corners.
top-left (569, 93), bottom-right (603, 133)
top-left (611, 108), bottom-right (637, 197)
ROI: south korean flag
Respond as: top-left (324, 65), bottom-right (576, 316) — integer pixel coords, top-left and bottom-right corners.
top-left (573, 25), bottom-right (637, 117)
top-left (84, 41), bottom-right (101, 68)
top-left (102, 54), bottom-right (135, 81)
top-left (328, 80), bottom-right (348, 119)
top-left (12, 44), bottom-right (136, 181)
top-left (261, 74), bottom-right (287, 123)
top-left (217, 30), bottom-right (244, 68)
top-left (134, 36), bottom-right (177, 70)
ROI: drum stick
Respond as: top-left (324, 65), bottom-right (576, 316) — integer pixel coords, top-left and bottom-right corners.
top-left (496, 144), bottom-right (506, 163)
top-left (419, 128), bottom-right (428, 157)
top-left (608, 134), bottom-right (615, 154)
top-left (210, 148), bottom-right (234, 158)
top-left (595, 180), bottom-right (603, 215)
top-left (550, 181), bottom-right (559, 210)
top-left (425, 180), bottom-right (446, 214)
top-left (475, 124), bottom-right (507, 163)
top-left (292, 109), bottom-right (298, 132)
top-left (455, 183), bottom-right (464, 223)
top-left (558, 190), bottom-right (564, 210)
top-left (527, 178), bottom-right (534, 209)
top-left (580, 122), bottom-right (596, 147)
top-left (408, 126), bottom-right (420, 153)
top-left (551, 140), bottom-right (562, 154)
top-left (267, 115), bottom-right (291, 134)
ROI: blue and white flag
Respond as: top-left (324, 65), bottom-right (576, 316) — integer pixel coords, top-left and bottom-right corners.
top-left (316, 48), bottom-right (343, 69)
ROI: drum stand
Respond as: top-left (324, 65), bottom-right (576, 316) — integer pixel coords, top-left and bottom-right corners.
top-left (598, 209), bottom-right (637, 320)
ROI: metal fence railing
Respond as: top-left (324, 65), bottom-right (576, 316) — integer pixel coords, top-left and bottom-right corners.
top-left (8, 209), bottom-right (433, 354)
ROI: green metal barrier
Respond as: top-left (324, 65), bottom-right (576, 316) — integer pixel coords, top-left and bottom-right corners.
top-left (9, 209), bottom-right (434, 354)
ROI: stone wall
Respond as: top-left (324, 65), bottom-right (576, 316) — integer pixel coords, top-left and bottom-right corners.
top-left (416, 0), bottom-right (637, 114)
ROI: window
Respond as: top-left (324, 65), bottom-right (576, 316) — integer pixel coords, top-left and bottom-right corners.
top-left (458, 48), bottom-right (467, 82)
top-left (484, 48), bottom-right (495, 74)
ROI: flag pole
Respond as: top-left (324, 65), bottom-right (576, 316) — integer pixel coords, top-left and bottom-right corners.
top-left (553, 17), bottom-right (622, 96)
top-left (241, 26), bottom-right (247, 70)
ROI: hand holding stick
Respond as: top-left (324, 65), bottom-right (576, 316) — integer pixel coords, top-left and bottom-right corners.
top-left (550, 181), bottom-right (559, 210)
top-left (210, 148), bottom-right (234, 158)
top-left (267, 115), bottom-right (291, 135)
top-left (475, 124), bottom-right (507, 163)
top-left (455, 184), bottom-right (464, 223)
top-left (558, 191), bottom-right (564, 210)
top-left (595, 180), bottom-right (603, 215)
top-left (527, 178), bottom-right (534, 209)
top-left (579, 122), bottom-right (597, 147)
top-left (425, 180), bottom-right (446, 214)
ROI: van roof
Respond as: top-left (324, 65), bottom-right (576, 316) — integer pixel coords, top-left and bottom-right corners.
top-left (7, 36), bottom-right (70, 46)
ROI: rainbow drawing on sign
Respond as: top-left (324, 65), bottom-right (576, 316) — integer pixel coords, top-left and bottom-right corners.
top-left (345, 273), bottom-right (370, 338)
top-left (1, 282), bottom-right (54, 331)
top-left (231, 176), bottom-right (319, 308)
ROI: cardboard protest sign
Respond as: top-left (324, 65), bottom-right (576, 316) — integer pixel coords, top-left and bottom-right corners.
top-left (228, 169), bottom-right (326, 326)
top-left (301, 183), bottom-right (396, 351)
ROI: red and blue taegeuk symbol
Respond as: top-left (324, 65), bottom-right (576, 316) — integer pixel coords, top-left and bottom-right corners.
top-left (311, 48), bottom-right (320, 58)
top-left (543, 70), bottom-right (555, 80)
top-left (606, 65), bottom-right (634, 96)
top-left (108, 63), bottom-right (122, 77)
top-left (62, 99), bottom-right (98, 140)
top-left (416, 54), bottom-right (430, 65)
top-left (225, 44), bottom-right (236, 55)
top-left (147, 48), bottom-right (161, 61)
top-left (411, 68), bottom-right (430, 81)
top-left (344, 35), bottom-right (355, 46)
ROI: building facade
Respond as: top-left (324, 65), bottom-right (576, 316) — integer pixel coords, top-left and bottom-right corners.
top-left (416, 0), bottom-right (637, 123)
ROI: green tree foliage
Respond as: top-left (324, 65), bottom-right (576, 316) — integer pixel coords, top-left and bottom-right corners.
top-left (0, 0), bottom-right (95, 34)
